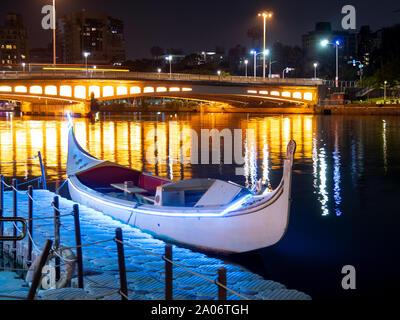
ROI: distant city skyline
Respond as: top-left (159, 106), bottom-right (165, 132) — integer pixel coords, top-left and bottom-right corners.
top-left (1, 0), bottom-right (399, 59)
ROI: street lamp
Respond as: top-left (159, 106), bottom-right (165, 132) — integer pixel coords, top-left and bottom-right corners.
top-left (321, 39), bottom-right (341, 87)
top-left (313, 62), bottom-right (318, 79)
top-left (52, 0), bottom-right (56, 65)
top-left (258, 11), bottom-right (273, 79)
top-left (250, 49), bottom-right (269, 78)
top-left (282, 67), bottom-right (294, 79)
top-left (165, 55), bottom-right (172, 78)
top-left (384, 80), bottom-right (388, 104)
top-left (83, 52), bottom-right (91, 75)
top-left (22, 62), bottom-right (26, 72)
top-left (244, 59), bottom-right (248, 77)
top-left (217, 70), bottom-right (221, 79)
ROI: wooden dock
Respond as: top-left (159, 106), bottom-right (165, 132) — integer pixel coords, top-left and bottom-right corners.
top-left (0, 188), bottom-right (311, 300)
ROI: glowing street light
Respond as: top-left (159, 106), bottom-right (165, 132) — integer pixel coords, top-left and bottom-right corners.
top-left (165, 55), bottom-right (172, 78)
top-left (250, 49), bottom-right (270, 78)
top-left (321, 39), bottom-right (341, 87)
top-left (313, 62), bottom-right (318, 79)
top-left (258, 11), bottom-right (273, 79)
top-left (83, 52), bottom-right (91, 75)
top-left (244, 59), bottom-right (249, 77)
top-left (282, 67), bottom-right (294, 79)
top-left (21, 62), bottom-right (26, 72)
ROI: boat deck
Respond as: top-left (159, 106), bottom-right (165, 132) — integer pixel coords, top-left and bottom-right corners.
top-left (0, 189), bottom-right (311, 300)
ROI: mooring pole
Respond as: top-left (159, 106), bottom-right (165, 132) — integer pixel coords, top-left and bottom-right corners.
top-left (164, 244), bottom-right (173, 300)
top-left (27, 186), bottom-right (33, 263)
top-left (38, 151), bottom-right (47, 190)
top-left (217, 267), bottom-right (227, 300)
top-left (26, 239), bottom-right (53, 300)
top-left (73, 204), bottom-right (84, 288)
top-left (12, 179), bottom-right (17, 259)
top-left (115, 228), bottom-right (128, 300)
top-left (53, 196), bottom-right (60, 281)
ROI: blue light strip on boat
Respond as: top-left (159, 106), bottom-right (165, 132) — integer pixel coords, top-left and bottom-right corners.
top-left (67, 178), bottom-right (253, 217)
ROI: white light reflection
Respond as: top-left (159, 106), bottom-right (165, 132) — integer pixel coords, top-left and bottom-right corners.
top-left (332, 125), bottom-right (342, 216)
top-left (383, 120), bottom-right (387, 174)
top-left (318, 146), bottom-right (329, 216)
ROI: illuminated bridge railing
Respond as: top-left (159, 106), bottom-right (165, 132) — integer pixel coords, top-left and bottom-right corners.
top-left (0, 70), bottom-right (325, 86)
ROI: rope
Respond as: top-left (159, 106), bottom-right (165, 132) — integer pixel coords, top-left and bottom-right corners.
top-left (114, 239), bottom-right (250, 301)
top-left (62, 238), bottom-right (115, 250)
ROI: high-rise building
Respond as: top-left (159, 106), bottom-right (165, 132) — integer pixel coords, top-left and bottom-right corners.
top-left (0, 13), bottom-right (29, 65)
top-left (57, 11), bottom-right (126, 65)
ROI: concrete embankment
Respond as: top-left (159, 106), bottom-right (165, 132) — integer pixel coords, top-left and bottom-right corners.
top-left (314, 104), bottom-right (400, 115)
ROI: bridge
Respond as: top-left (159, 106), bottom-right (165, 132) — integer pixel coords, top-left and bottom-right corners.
top-left (0, 71), bottom-right (322, 116)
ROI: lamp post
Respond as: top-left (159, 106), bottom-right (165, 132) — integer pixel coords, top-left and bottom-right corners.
top-left (52, 0), bottom-right (56, 65)
top-left (22, 62), bottom-right (26, 73)
top-left (83, 52), bottom-right (90, 75)
top-left (250, 50), bottom-right (269, 79)
top-left (258, 11), bottom-right (273, 79)
top-left (282, 67), bottom-right (294, 79)
top-left (321, 39), bottom-right (341, 87)
top-left (313, 62), bottom-right (318, 79)
top-left (244, 59), bottom-right (248, 77)
top-left (384, 80), bottom-right (387, 104)
top-left (165, 55), bottom-right (172, 78)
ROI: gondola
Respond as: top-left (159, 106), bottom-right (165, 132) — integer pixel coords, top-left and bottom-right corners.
top-left (66, 119), bottom-right (296, 253)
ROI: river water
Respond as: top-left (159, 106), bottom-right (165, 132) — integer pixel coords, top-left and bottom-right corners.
top-left (0, 112), bottom-right (399, 300)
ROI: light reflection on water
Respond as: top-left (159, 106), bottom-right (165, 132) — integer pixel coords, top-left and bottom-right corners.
top-left (0, 113), bottom-right (396, 219)
top-left (1, 112), bottom-right (400, 299)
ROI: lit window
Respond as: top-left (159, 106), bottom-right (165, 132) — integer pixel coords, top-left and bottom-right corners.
top-left (156, 87), bottom-right (167, 92)
top-left (30, 86), bottom-right (43, 94)
top-left (182, 88), bottom-right (192, 92)
top-left (103, 86), bottom-right (114, 97)
top-left (117, 86), bottom-right (128, 96)
top-left (89, 86), bottom-right (101, 98)
top-left (293, 92), bottom-right (302, 99)
top-left (0, 86), bottom-right (12, 92)
top-left (282, 92), bottom-right (291, 98)
top-left (259, 90), bottom-right (268, 95)
top-left (270, 91), bottom-right (280, 96)
top-left (74, 86), bottom-right (86, 99)
top-left (304, 92), bottom-right (313, 101)
top-left (45, 86), bottom-right (57, 95)
top-left (247, 90), bottom-right (257, 94)
top-left (143, 87), bottom-right (154, 93)
top-left (169, 87), bottom-right (180, 92)
top-left (60, 85), bottom-right (72, 97)
top-left (130, 87), bottom-right (141, 94)
top-left (14, 86), bottom-right (27, 93)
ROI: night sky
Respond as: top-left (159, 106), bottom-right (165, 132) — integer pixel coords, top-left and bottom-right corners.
top-left (1, 0), bottom-right (399, 59)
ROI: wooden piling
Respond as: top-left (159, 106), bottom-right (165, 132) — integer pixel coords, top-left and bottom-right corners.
top-left (217, 267), bottom-right (227, 300)
top-left (53, 196), bottom-right (60, 281)
top-left (164, 244), bottom-right (173, 300)
top-left (12, 179), bottom-right (17, 259)
top-left (115, 228), bottom-right (128, 300)
top-left (26, 239), bottom-right (53, 300)
top-left (55, 180), bottom-right (60, 195)
top-left (27, 186), bottom-right (33, 263)
top-left (73, 204), bottom-right (84, 288)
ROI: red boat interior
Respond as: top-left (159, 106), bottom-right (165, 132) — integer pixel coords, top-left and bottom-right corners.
top-left (76, 165), bottom-right (169, 197)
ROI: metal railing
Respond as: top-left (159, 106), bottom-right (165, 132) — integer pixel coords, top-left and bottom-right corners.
top-left (0, 70), bottom-right (324, 86)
